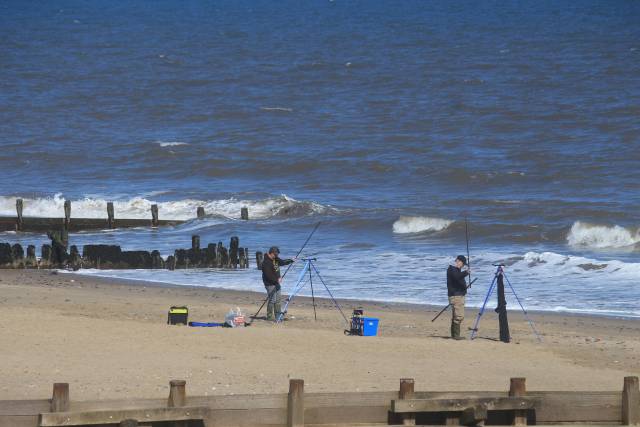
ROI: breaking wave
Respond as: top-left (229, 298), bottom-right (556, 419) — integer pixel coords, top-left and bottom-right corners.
top-left (567, 221), bottom-right (639, 249)
top-left (0, 194), bottom-right (332, 220)
top-left (392, 216), bottom-right (453, 234)
top-left (155, 141), bottom-right (189, 147)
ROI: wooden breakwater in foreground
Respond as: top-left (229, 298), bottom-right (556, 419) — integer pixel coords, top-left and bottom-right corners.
top-left (0, 235), bottom-right (251, 270)
top-left (2, 199), bottom-right (251, 232)
top-left (1, 376), bottom-right (638, 427)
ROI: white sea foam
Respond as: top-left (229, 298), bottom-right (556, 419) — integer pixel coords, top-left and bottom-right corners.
top-left (155, 141), bottom-right (189, 147)
top-left (260, 107), bottom-right (293, 112)
top-left (0, 194), bottom-right (331, 220)
top-left (567, 221), bottom-right (639, 249)
top-left (392, 216), bottom-right (453, 234)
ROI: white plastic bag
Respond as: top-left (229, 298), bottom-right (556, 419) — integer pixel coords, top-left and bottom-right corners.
top-left (224, 307), bottom-right (245, 327)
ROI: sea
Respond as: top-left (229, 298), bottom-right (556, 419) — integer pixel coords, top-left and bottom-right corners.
top-left (1, 1), bottom-right (639, 318)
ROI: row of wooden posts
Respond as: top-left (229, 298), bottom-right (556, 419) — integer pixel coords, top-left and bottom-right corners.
top-left (0, 235), bottom-right (252, 270)
top-left (28, 376), bottom-right (640, 426)
top-left (3, 199), bottom-right (251, 232)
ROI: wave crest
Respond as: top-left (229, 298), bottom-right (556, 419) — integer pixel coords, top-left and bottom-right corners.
top-left (567, 221), bottom-right (639, 249)
top-left (155, 141), bottom-right (188, 147)
top-left (0, 194), bottom-right (331, 220)
top-left (392, 216), bottom-right (453, 234)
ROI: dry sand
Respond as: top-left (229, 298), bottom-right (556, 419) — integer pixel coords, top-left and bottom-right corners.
top-left (0, 269), bottom-right (638, 401)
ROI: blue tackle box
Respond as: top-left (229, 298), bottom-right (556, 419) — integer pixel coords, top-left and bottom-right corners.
top-left (362, 317), bottom-right (379, 336)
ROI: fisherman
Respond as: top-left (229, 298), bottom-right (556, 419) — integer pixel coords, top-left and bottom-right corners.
top-left (447, 255), bottom-right (470, 340)
top-left (261, 246), bottom-right (295, 321)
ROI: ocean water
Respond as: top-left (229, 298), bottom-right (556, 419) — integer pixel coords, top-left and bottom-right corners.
top-left (1, 1), bottom-right (639, 317)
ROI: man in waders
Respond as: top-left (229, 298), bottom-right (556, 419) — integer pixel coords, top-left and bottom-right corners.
top-left (261, 246), bottom-right (294, 321)
top-left (447, 255), bottom-right (470, 340)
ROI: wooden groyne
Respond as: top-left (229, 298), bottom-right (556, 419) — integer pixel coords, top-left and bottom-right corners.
top-left (0, 235), bottom-right (251, 270)
top-left (1, 376), bottom-right (638, 426)
top-left (1, 199), bottom-right (251, 232)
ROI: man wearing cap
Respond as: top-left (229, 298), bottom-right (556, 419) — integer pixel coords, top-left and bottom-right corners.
top-left (447, 255), bottom-right (470, 340)
top-left (262, 247), bottom-right (295, 321)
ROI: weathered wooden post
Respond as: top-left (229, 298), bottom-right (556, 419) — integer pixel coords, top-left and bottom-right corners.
top-left (509, 377), bottom-right (527, 426)
top-left (50, 383), bottom-right (69, 412)
top-left (399, 378), bottom-right (416, 425)
top-left (26, 245), bottom-right (37, 268)
top-left (229, 236), bottom-right (239, 268)
top-left (41, 244), bottom-right (52, 269)
top-left (287, 379), bottom-right (304, 427)
top-left (239, 247), bottom-right (246, 269)
top-left (16, 198), bottom-right (23, 231)
top-left (107, 202), bottom-right (115, 229)
top-left (167, 255), bottom-right (176, 271)
top-left (192, 235), bottom-right (200, 251)
top-left (168, 380), bottom-right (186, 407)
top-left (241, 207), bottom-right (249, 220)
top-left (168, 380), bottom-right (187, 427)
top-left (151, 204), bottom-right (159, 227)
top-left (256, 251), bottom-right (263, 270)
top-left (623, 376), bottom-right (640, 426)
top-left (197, 207), bottom-right (205, 218)
top-left (64, 200), bottom-right (71, 229)
top-left (61, 228), bottom-right (69, 249)
top-left (120, 420), bottom-right (138, 427)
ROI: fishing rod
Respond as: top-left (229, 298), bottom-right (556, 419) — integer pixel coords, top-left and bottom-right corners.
top-left (465, 216), bottom-right (472, 288)
top-left (431, 278), bottom-right (476, 322)
top-left (250, 222), bottom-right (322, 320)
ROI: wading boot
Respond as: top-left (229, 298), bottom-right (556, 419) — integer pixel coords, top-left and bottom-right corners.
top-left (452, 323), bottom-right (466, 340)
top-left (266, 303), bottom-right (274, 321)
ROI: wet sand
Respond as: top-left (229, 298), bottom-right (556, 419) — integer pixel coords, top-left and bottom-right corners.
top-left (0, 269), bottom-right (638, 400)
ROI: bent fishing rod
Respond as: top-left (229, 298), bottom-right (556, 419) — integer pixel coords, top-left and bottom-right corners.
top-left (250, 222), bottom-right (322, 320)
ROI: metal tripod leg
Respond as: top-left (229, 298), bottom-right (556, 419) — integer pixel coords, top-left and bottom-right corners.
top-left (470, 272), bottom-right (498, 340)
top-left (310, 262), bottom-right (350, 324)
top-left (309, 263), bottom-right (317, 321)
top-left (503, 272), bottom-right (543, 342)
top-left (276, 260), bottom-right (310, 323)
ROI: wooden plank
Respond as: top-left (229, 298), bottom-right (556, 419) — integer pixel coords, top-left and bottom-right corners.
top-left (530, 391), bottom-right (621, 423)
top-left (38, 406), bottom-right (208, 426)
top-left (391, 397), bottom-right (536, 413)
top-left (68, 394), bottom-right (287, 413)
top-left (205, 408), bottom-right (286, 427)
top-left (0, 400), bottom-right (50, 416)
top-left (0, 415), bottom-right (39, 427)
top-left (305, 391), bottom-right (398, 408)
top-left (304, 405), bottom-right (389, 425)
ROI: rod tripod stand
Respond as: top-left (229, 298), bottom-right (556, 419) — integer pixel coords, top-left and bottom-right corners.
top-left (276, 258), bottom-right (349, 325)
top-left (470, 264), bottom-right (542, 342)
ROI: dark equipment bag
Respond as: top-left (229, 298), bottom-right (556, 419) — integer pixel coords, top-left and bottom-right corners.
top-left (168, 306), bottom-right (188, 325)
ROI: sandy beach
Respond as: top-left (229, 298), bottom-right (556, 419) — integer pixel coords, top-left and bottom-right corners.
top-left (0, 269), bottom-right (638, 401)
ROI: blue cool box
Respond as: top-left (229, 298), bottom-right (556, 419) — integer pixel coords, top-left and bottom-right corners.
top-left (362, 317), bottom-right (379, 336)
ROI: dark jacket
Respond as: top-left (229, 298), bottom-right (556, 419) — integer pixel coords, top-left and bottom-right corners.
top-left (262, 256), bottom-right (294, 289)
top-left (447, 265), bottom-right (469, 297)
